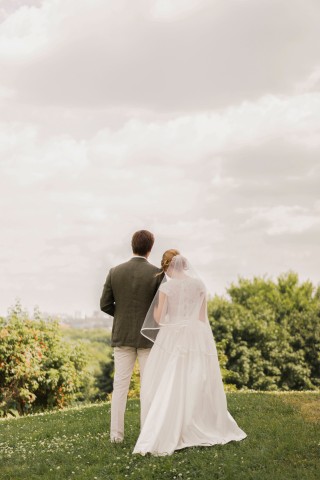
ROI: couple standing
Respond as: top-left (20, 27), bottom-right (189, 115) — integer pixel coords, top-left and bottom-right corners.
top-left (100, 230), bottom-right (246, 456)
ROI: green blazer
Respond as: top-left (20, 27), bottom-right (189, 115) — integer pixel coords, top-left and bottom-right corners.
top-left (100, 257), bottom-right (164, 348)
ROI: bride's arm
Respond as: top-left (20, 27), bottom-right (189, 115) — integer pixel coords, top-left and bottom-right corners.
top-left (199, 294), bottom-right (207, 322)
top-left (154, 292), bottom-right (167, 324)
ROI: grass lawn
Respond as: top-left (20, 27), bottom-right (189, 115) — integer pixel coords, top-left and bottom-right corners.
top-left (0, 392), bottom-right (319, 480)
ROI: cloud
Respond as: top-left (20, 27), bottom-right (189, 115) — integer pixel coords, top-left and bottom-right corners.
top-left (0, 2), bottom-right (52, 60)
top-left (151, 0), bottom-right (209, 21)
top-left (236, 204), bottom-right (320, 235)
top-left (1, 1), bottom-right (320, 314)
top-left (0, 84), bottom-right (15, 99)
top-left (0, 0), bottom-right (319, 111)
top-left (295, 65), bottom-right (320, 94)
top-left (1, 88), bottom-right (320, 314)
top-left (2, 91), bottom-right (319, 194)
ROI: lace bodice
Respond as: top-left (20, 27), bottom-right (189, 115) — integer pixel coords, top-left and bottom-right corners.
top-left (159, 277), bottom-right (206, 324)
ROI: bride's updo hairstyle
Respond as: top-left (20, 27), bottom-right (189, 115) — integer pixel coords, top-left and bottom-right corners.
top-left (157, 249), bottom-right (188, 276)
top-left (160, 249), bottom-right (180, 274)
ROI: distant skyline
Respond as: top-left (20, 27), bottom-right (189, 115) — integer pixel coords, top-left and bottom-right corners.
top-left (1, 0), bottom-right (320, 315)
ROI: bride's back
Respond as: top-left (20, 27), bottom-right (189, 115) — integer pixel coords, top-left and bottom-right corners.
top-left (163, 276), bottom-right (206, 324)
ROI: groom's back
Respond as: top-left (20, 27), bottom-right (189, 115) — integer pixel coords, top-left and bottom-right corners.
top-left (100, 258), bottom-right (163, 348)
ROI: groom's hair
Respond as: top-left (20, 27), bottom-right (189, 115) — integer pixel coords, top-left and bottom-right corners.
top-left (131, 230), bottom-right (155, 256)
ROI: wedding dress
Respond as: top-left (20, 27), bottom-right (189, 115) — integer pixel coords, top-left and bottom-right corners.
top-left (133, 255), bottom-right (247, 456)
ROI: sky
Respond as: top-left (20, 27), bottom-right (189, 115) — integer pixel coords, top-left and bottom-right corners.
top-left (0, 0), bottom-right (320, 316)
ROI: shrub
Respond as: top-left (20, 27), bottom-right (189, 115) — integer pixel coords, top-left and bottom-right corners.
top-left (209, 272), bottom-right (320, 391)
top-left (0, 301), bottom-right (89, 417)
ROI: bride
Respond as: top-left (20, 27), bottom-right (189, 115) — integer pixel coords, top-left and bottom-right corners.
top-left (133, 249), bottom-right (247, 456)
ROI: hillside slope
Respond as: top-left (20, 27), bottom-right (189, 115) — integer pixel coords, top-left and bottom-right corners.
top-left (0, 392), bottom-right (319, 480)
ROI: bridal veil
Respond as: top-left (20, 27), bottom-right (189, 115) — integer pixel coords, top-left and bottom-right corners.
top-left (140, 254), bottom-right (218, 356)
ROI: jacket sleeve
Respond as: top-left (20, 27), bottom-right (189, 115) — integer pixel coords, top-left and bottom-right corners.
top-left (100, 269), bottom-right (115, 317)
top-left (157, 271), bottom-right (165, 289)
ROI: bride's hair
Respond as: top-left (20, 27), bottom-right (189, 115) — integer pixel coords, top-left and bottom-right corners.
top-left (156, 249), bottom-right (180, 276)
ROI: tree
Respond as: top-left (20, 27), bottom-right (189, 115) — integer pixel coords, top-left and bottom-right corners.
top-left (0, 301), bottom-right (89, 417)
top-left (208, 272), bottom-right (320, 391)
top-left (94, 355), bottom-right (114, 400)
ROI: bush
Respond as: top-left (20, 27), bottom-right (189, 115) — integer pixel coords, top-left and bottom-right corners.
top-left (208, 272), bottom-right (320, 391)
top-left (94, 355), bottom-right (114, 401)
top-left (0, 301), bottom-right (89, 417)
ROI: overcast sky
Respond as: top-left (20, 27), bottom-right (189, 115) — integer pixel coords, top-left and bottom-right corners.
top-left (1, 0), bottom-right (320, 316)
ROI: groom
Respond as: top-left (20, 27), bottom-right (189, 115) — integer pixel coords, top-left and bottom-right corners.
top-left (100, 230), bottom-right (164, 442)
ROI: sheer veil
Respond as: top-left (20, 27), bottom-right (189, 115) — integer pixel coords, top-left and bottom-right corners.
top-left (141, 255), bottom-right (217, 356)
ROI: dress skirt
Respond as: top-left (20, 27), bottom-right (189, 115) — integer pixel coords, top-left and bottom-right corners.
top-left (133, 324), bottom-right (247, 456)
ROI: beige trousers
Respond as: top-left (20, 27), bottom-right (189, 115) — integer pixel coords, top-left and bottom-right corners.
top-left (110, 346), bottom-right (151, 441)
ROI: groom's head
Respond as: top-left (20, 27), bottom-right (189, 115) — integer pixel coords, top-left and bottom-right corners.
top-left (131, 230), bottom-right (155, 257)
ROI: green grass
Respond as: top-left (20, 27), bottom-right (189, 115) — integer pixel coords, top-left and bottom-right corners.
top-left (0, 392), bottom-right (319, 480)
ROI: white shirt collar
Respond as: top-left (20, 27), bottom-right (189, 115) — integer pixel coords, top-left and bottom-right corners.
top-left (132, 255), bottom-right (147, 260)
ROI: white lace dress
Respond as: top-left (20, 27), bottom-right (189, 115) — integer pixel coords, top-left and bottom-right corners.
top-left (133, 277), bottom-right (247, 456)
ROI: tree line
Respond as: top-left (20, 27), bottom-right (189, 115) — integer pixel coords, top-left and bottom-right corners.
top-left (0, 271), bottom-right (319, 416)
